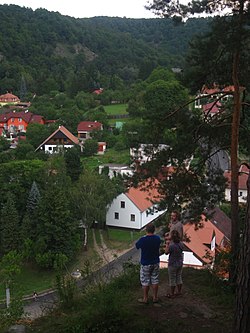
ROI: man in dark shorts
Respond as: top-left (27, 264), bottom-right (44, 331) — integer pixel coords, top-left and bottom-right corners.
top-left (136, 223), bottom-right (161, 304)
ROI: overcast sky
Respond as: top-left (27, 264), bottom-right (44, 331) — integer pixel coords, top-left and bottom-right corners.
top-left (0, 0), bottom-right (157, 19)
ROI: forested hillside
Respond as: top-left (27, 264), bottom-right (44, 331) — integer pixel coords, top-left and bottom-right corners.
top-left (0, 4), bottom-right (211, 97)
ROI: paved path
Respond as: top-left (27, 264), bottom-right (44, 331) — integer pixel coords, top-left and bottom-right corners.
top-left (22, 246), bottom-right (140, 320)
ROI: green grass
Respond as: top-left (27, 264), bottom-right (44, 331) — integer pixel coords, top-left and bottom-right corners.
top-left (104, 104), bottom-right (128, 115)
top-left (0, 265), bottom-right (56, 301)
top-left (82, 148), bottom-right (130, 170)
top-left (24, 267), bottom-right (234, 333)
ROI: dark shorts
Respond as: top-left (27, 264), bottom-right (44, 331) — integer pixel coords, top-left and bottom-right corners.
top-left (140, 263), bottom-right (160, 286)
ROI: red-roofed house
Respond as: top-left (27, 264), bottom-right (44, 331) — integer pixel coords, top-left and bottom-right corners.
top-left (0, 93), bottom-right (20, 105)
top-left (35, 125), bottom-right (79, 154)
top-left (160, 213), bottom-right (230, 269)
top-left (202, 101), bottom-right (222, 118)
top-left (77, 121), bottom-right (103, 141)
top-left (224, 164), bottom-right (249, 203)
top-left (0, 111), bottom-right (45, 134)
top-left (194, 84), bottom-right (244, 110)
top-left (106, 180), bottom-right (167, 229)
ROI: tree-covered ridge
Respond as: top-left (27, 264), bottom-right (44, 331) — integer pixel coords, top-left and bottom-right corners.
top-left (0, 4), bottom-right (211, 96)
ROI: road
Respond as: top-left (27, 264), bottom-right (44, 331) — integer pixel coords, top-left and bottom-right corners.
top-left (22, 246), bottom-right (140, 320)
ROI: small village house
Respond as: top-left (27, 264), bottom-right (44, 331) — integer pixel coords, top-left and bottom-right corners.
top-left (106, 180), bottom-right (167, 229)
top-left (77, 121), bottom-right (103, 141)
top-left (36, 125), bottom-right (79, 154)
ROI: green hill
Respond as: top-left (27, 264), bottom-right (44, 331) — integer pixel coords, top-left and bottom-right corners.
top-left (0, 4), bottom-right (211, 96)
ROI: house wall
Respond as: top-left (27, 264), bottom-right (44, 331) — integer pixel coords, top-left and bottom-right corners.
top-left (7, 118), bottom-right (28, 132)
top-left (106, 193), bottom-right (167, 230)
top-left (44, 144), bottom-right (74, 154)
top-left (225, 188), bottom-right (247, 203)
top-left (160, 251), bottom-right (203, 269)
top-left (106, 193), bottom-right (141, 229)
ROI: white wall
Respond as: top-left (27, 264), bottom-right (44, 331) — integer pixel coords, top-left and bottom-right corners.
top-left (106, 193), bottom-right (167, 229)
top-left (106, 193), bottom-right (141, 229)
top-left (160, 251), bottom-right (203, 269)
top-left (225, 188), bottom-right (247, 203)
top-left (44, 144), bottom-right (74, 154)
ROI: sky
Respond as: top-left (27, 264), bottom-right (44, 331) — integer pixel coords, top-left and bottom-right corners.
top-left (0, 0), bottom-right (157, 19)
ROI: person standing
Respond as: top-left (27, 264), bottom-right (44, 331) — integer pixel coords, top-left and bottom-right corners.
top-left (165, 210), bottom-right (183, 241)
top-left (136, 223), bottom-right (161, 304)
top-left (165, 230), bottom-right (184, 298)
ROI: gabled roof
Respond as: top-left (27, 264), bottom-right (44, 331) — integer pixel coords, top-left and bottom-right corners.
top-left (0, 111), bottom-right (44, 124)
top-left (77, 121), bottom-right (102, 132)
top-left (125, 180), bottom-right (161, 212)
top-left (36, 125), bottom-right (79, 151)
top-left (183, 216), bottom-right (226, 264)
top-left (0, 93), bottom-right (20, 102)
top-left (202, 101), bottom-right (221, 115)
top-left (224, 164), bottom-right (249, 190)
top-left (206, 207), bottom-right (231, 240)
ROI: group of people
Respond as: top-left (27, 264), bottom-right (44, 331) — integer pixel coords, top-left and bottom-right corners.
top-left (136, 211), bottom-right (184, 304)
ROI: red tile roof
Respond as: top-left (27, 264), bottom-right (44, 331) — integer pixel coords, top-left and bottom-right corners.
top-left (126, 180), bottom-right (161, 211)
top-left (202, 101), bottom-right (221, 115)
top-left (184, 216), bottom-right (226, 264)
top-left (0, 93), bottom-right (20, 103)
top-left (77, 121), bottom-right (102, 132)
top-left (0, 111), bottom-right (44, 124)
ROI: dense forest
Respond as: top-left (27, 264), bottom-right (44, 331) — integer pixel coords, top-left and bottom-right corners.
top-left (0, 4), bottom-right (211, 97)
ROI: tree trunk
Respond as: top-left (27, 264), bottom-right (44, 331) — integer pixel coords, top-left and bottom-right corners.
top-left (6, 284), bottom-right (10, 308)
top-left (230, 50), bottom-right (241, 283)
top-left (234, 170), bottom-right (250, 333)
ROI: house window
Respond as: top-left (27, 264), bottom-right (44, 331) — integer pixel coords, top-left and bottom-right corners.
top-left (11, 118), bottom-right (14, 122)
top-left (18, 118), bottom-right (22, 122)
top-left (121, 201), bottom-right (125, 208)
top-left (239, 191), bottom-right (243, 197)
top-left (48, 147), bottom-right (52, 151)
top-left (114, 212), bottom-right (119, 220)
top-left (130, 214), bottom-right (135, 222)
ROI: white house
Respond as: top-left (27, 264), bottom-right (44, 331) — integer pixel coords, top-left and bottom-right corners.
top-left (35, 125), bottom-right (79, 154)
top-left (106, 181), bottom-right (167, 229)
top-left (77, 121), bottom-right (103, 141)
top-left (99, 163), bottom-right (133, 179)
top-left (224, 164), bottom-right (248, 203)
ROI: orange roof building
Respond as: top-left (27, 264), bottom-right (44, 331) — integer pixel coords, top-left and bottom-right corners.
top-left (160, 212), bottom-right (230, 269)
top-left (106, 180), bottom-right (167, 230)
top-left (0, 93), bottom-right (20, 105)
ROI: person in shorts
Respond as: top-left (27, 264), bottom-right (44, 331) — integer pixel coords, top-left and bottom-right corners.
top-left (136, 223), bottom-right (161, 304)
top-left (165, 229), bottom-right (184, 298)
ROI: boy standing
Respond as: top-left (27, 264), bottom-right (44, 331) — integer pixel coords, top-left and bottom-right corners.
top-left (136, 223), bottom-right (161, 304)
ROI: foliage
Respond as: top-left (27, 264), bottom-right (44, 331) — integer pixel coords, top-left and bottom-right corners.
top-left (0, 4), bottom-right (210, 96)
top-left (0, 193), bottom-right (20, 255)
top-left (81, 139), bottom-right (99, 157)
top-left (64, 146), bottom-right (82, 181)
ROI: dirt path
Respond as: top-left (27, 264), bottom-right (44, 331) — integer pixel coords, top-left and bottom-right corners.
top-left (92, 229), bottom-right (129, 264)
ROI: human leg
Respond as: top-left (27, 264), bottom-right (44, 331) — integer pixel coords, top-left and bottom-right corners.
top-left (176, 266), bottom-right (183, 295)
top-left (151, 264), bottom-right (160, 302)
top-left (168, 266), bottom-right (177, 296)
top-left (139, 265), bottom-right (151, 303)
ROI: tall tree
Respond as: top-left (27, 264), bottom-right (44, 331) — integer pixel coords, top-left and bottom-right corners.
top-left (0, 193), bottom-right (20, 255)
top-left (64, 146), bottom-right (82, 182)
top-left (146, 1), bottom-right (250, 331)
top-left (71, 170), bottom-right (123, 249)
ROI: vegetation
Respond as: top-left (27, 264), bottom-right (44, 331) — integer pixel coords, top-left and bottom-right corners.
top-left (17, 267), bottom-right (234, 333)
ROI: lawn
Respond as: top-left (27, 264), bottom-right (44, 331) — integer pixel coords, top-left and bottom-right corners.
top-left (104, 104), bottom-right (128, 115)
top-left (82, 148), bottom-right (130, 170)
top-left (0, 227), bottom-right (138, 301)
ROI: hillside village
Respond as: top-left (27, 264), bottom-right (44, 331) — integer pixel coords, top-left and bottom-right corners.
top-left (0, 3), bottom-right (250, 333)
top-left (0, 86), bottom-right (242, 273)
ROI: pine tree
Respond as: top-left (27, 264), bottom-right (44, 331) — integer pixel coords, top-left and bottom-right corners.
top-left (0, 193), bottom-right (20, 255)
